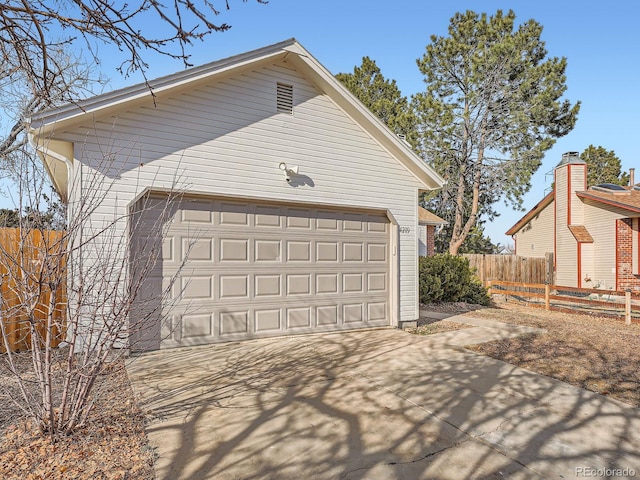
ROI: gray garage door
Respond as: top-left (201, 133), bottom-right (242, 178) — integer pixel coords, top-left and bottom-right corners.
top-left (131, 196), bottom-right (390, 349)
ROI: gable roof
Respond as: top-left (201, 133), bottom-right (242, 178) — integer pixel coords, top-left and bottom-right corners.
top-left (506, 184), bottom-right (640, 238)
top-left (29, 38), bottom-right (444, 197)
top-left (418, 207), bottom-right (447, 225)
top-left (505, 190), bottom-right (554, 236)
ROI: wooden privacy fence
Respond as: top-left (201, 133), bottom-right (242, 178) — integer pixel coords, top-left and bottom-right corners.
top-left (488, 280), bottom-right (640, 325)
top-left (463, 254), bottom-right (552, 285)
top-left (0, 228), bottom-right (67, 353)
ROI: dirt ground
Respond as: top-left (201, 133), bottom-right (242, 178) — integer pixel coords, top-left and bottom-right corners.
top-left (0, 356), bottom-right (155, 480)
top-left (463, 302), bottom-right (640, 408)
top-left (1, 301), bottom-right (638, 478)
top-left (407, 316), bottom-right (473, 336)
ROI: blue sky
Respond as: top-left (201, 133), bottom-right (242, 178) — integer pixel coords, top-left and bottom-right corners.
top-left (31, 1), bottom-right (640, 246)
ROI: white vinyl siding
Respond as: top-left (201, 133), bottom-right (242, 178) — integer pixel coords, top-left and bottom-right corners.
top-left (57, 59), bottom-right (425, 324)
top-left (514, 201), bottom-right (554, 258)
top-left (418, 225), bottom-right (427, 257)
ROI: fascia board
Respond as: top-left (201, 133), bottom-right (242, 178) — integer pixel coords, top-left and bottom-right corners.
top-left (505, 191), bottom-right (555, 236)
top-left (29, 38), bottom-right (297, 135)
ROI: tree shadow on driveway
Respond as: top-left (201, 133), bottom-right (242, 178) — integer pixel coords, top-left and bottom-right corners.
top-left (126, 329), bottom-right (640, 479)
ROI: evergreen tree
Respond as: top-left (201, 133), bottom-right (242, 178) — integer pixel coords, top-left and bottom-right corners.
top-left (413, 10), bottom-right (580, 254)
top-left (581, 145), bottom-right (629, 187)
top-left (337, 57), bottom-right (417, 148)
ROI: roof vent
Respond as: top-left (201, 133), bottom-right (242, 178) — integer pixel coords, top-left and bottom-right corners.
top-left (276, 83), bottom-right (293, 114)
top-left (591, 183), bottom-right (628, 193)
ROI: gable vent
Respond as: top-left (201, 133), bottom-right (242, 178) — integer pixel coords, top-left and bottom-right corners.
top-left (276, 83), bottom-right (293, 114)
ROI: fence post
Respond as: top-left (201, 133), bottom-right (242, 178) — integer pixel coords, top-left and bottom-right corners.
top-left (545, 284), bottom-right (550, 311)
top-left (487, 280), bottom-right (492, 296)
top-left (625, 290), bottom-right (632, 326)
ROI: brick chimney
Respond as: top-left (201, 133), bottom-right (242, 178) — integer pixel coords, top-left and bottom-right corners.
top-left (630, 168), bottom-right (635, 186)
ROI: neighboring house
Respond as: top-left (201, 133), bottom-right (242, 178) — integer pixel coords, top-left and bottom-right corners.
top-left (418, 207), bottom-right (447, 256)
top-left (506, 152), bottom-right (639, 291)
top-left (29, 39), bottom-right (444, 350)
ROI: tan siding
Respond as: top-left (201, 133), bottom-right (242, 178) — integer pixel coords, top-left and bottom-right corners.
top-left (583, 201), bottom-right (629, 290)
top-left (580, 243), bottom-right (594, 287)
top-left (570, 164), bottom-right (586, 225)
top-left (514, 201), bottom-right (554, 258)
top-left (555, 167), bottom-right (577, 286)
top-left (59, 60), bottom-right (425, 323)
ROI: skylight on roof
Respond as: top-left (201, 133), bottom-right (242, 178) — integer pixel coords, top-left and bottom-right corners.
top-left (591, 183), bottom-right (628, 193)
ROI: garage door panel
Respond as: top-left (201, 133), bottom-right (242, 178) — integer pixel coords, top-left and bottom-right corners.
top-left (316, 273), bottom-right (338, 294)
top-left (255, 274), bottom-right (282, 297)
top-left (368, 273), bottom-right (387, 291)
top-left (343, 243), bottom-right (363, 262)
top-left (134, 197), bottom-right (391, 349)
top-left (368, 216), bottom-right (388, 232)
top-left (181, 276), bottom-right (213, 299)
top-left (255, 205), bottom-right (281, 227)
top-left (219, 202), bottom-right (249, 225)
top-left (317, 305), bottom-right (338, 326)
top-left (286, 274), bottom-right (311, 295)
top-left (185, 238), bottom-right (212, 261)
top-left (220, 239), bottom-right (249, 261)
top-left (343, 213), bottom-right (364, 231)
top-left (316, 242), bottom-right (338, 261)
top-left (367, 243), bottom-right (387, 262)
top-left (162, 238), bottom-right (174, 261)
top-left (287, 307), bottom-right (311, 328)
top-left (343, 273), bottom-right (363, 293)
top-left (181, 313), bottom-right (213, 339)
top-left (255, 240), bottom-right (281, 262)
top-left (255, 309), bottom-right (281, 332)
top-left (180, 201), bottom-right (213, 223)
top-left (220, 311), bottom-right (249, 335)
top-left (286, 210), bottom-right (312, 229)
top-left (286, 241), bottom-right (311, 262)
top-left (343, 304), bottom-right (364, 323)
top-left (316, 211), bottom-right (338, 230)
top-left (219, 275), bottom-right (249, 299)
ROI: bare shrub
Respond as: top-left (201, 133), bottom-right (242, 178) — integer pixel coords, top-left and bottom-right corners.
top-left (0, 143), bottom-right (189, 438)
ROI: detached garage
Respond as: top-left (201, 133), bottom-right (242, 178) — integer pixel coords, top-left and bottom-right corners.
top-left (29, 39), bottom-right (444, 351)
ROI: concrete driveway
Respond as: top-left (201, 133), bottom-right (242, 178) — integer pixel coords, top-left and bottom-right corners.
top-left (126, 315), bottom-right (640, 480)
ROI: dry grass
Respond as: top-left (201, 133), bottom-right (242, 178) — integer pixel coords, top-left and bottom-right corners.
top-left (0, 355), bottom-right (155, 480)
top-left (464, 302), bottom-right (640, 407)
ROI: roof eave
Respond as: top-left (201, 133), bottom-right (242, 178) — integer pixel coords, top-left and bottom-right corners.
top-left (505, 190), bottom-right (555, 236)
top-left (29, 38), bottom-right (298, 135)
top-left (576, 192), bottom-right (640, 214)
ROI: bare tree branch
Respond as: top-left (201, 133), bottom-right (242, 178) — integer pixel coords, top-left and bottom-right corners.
top-left (1, 0), bottom-right (267, 97)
